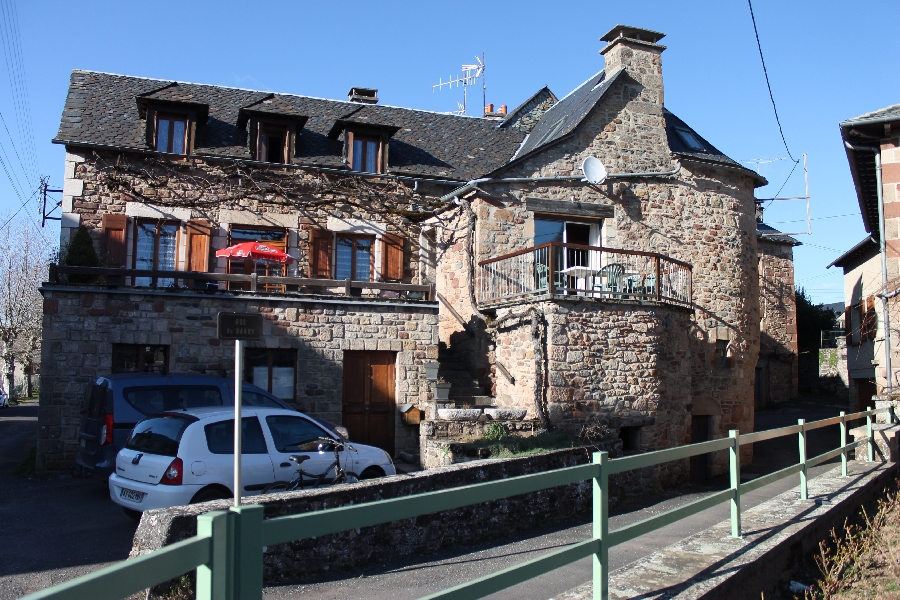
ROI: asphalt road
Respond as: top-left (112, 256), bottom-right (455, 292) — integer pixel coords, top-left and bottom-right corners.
top-left (0, 397), bottom-right (856, 600)
top-left (0, 402), bottom-right (138, 599)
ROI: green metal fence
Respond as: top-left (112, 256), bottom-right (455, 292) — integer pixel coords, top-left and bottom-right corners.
top-left (21, 409), bottom-right (877, 600)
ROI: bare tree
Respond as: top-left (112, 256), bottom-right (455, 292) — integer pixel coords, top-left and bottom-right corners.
top-left (0, 217), bottom-right (52, 400)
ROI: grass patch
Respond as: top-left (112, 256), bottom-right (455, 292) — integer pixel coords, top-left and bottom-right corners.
top-left (465, 430), bottom-right (580, 458)
top-left (12, 447), bottom-right (36, 477)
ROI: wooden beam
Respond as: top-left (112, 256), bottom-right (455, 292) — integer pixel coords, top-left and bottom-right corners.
top-left (525, 198), bottom-right (614, 219)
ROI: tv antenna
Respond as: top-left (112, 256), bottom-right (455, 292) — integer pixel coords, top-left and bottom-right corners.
top-left (755, 153), bottom-right (812, 237)
top-left (432, 54), bottom-right (485, 115)
top-left (741, 156), bottom-right (790, 174)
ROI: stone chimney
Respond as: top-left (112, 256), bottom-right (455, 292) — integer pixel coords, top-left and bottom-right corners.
top-left (348, 87), bottom-right (378, 104)
top-left (599, 25), bottom-right (666, 107)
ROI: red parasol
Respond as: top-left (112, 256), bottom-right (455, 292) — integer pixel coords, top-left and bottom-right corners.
top-left (215, 242), bottom-right (294, 264)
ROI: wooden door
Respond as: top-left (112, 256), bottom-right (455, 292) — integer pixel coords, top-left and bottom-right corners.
top-left (343, 351), bottom-right (396, 455)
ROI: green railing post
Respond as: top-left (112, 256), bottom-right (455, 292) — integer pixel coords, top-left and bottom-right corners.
top-left (729, 430), bottom-right (741, 538)
top-left (798, 419), bottom-right (808, 500)
top-left (867, 410), bottom-right (875, 462)
top-left (232, 504), bottom-right (264, 600)
top-left (196, 510), bottom-right (234, 600)
top-left (839, 411), bottom-right (848, 477)
top-left (593, 451), bottom-right (609, 600)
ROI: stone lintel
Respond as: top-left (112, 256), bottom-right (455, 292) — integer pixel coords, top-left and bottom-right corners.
top-left (525, 197), bottom-right (614, 219)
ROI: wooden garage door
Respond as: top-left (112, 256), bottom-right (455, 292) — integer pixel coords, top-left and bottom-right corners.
top-left (342, 351), bottom-right (396, 455)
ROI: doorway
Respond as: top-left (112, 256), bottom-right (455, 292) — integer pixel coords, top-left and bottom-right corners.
top-left (342, 351), bottom-right (396, 455)
top-left (690, 415), bottom-right (711, 483)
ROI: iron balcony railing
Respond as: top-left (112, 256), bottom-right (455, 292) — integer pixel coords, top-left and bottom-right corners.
top-left (476, 242), bottom-right (692, 307)
top-left (22, 410), bottom-right (877, 600)
top-left (46, 264), bottom-right (435, 300)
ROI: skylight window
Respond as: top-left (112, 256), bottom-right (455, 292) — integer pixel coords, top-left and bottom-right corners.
top-left (675, 126), bottom-right (705, 151)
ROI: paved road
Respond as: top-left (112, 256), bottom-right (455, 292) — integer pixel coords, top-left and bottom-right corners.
top-left (263, 398), bottom-right (856, 599)
top-left (0, 402), bottom-right (138, 599)
top-left (0, 397), bottom-right (856, 599)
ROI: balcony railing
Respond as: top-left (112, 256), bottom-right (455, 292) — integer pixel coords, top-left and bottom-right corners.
top-left (46, 265), bottom-right (435, 301)
top-left (477, 243), bottom-right (692, 307)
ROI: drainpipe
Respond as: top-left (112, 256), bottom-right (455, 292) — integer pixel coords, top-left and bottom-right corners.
top-left (438, 162), bottom-right (682, 203)
top-left (846, 141), bottom-right (892, 395)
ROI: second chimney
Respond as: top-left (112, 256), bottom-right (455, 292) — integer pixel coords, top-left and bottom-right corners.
top-left (599, 25), bottom-right (666, 107)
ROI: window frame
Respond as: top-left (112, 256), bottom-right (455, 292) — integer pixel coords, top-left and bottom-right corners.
top-left (227, 225), bottom-right (289, 292)
top-left (132, 219), bottom-right (182, 287)
top-left (111, 344), bottom-right (170, 374)
top-left (334, 233), bottom-right (376, 282)
top-left (243, 348), bottom-right (297, 402)
top-left (153, 111), bottom-right (191, 155)
top-left (349, 133), bottom-right (382, 173)
top-left (250, 118), bottom-right (295, 165)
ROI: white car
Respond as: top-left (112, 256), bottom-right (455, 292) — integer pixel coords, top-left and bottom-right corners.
top-left (108, 407), bottom-right (395, 516)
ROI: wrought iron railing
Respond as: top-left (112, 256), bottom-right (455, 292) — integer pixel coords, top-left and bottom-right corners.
top-left (22, 410), bottom-right (877, 600)
top-left (476, 243), bottom-right (692, 307)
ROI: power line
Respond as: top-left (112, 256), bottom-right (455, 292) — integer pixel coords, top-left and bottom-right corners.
top-left (770, 212), bottom-right (861, 225)
top-left (0, 184), bottom-right (39, 232)
top-left (0, 107), bottom-right (29, 183)
top-left (0, 0), bottom-right (39, 185)
top-left (747, 0), bottom-right (798, 164)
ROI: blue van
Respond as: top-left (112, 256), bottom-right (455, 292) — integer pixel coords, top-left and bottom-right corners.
top-left (75, 373), bottom-right (295, 479)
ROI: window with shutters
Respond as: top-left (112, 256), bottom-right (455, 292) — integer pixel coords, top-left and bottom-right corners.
top-left (308, 230), bottom-right (404, 284)
top-left (133, 219), bottom-right (180, 287)
top-left (227, 225), bottom-right (287, 292)
top-left (186, 220), bottom-right (212, 273)
top-left (381, 233), bottom-right (404, 281)
top-left (336, 235), bottom-right (374, 281)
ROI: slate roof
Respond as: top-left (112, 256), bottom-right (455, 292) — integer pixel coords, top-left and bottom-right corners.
top-left (663, 110), bottom-right (762, 184)
top-left (840, 103), bottom-right (900, 127)
top-left (53, 70), bottom-right (526, 182)
top-left (828, 236), bottom-right (878, 270)
top-left (756, 221), bottom-right (800, 246)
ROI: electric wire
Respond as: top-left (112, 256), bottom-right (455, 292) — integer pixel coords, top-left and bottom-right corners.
top-left (771, 212), bottom-right (860, 225)
top-left (0, 106), bottom-right (28, 184)
top-left (0, 184), bottom-right (39, 232)
top-left (747, 0), bottom-right (797, 165)
top-left (0, 0), bottom-right (39, 186)
top-left (0, 124), bottom-right (25, 200)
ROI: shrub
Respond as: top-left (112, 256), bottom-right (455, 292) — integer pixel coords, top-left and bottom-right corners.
top-left (61, 225), bottom-right (99, 283)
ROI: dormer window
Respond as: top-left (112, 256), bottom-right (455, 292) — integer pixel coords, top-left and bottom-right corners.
top-left (259, 124), bottom-right (289, 164)
top-left (352, 135), bottom-right (380, 173)
top-left (674, 126), bottom-right (705, 151)
top-left (155, 113), bottom-right (188, 154)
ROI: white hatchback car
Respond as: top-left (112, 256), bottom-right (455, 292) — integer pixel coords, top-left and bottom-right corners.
top-left (108, 407), bottom-right (395, 516)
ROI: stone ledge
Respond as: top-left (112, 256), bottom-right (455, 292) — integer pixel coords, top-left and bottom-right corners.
top-left (557, 461), bottom-right (897, 600)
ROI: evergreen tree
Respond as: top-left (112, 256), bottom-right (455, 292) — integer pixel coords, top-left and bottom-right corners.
top-left (62, 226), bottom-right (99, 283)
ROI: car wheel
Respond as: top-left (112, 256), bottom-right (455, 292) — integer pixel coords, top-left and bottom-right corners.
top-left (190, 487), bottom-right (232, 504)
top-left (122, 507), bottom-right (142, 521)
top-left (359, 466), bottom-right (385, 480)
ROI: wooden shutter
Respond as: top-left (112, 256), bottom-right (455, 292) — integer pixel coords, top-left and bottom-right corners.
top-left (844, 306), bottom-right (852, 345)
top-left (186, 220), bottom-right (212, 272)
top-left (101, 214), bottom-right (128, 268)
top-left (309, 229), bottom-right (332, 278)
top-left (381, 233), bottom-right (404, 281)
top-left (865, 296), bottom-right (877, 341)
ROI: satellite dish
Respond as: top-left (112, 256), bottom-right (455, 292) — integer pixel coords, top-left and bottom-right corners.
top-left (581, 156), bottom-right (608, 184)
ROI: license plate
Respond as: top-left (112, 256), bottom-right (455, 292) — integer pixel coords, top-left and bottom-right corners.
top-left (119, 487), bottom-right (145, 503)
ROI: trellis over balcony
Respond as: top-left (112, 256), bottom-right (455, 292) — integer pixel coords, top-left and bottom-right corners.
top-left (46, 264), bottom-right (436, 301)
top-left (477, 242), bottom-right (692, 308)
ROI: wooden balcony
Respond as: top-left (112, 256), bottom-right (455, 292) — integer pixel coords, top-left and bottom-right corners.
top-left (477, 243), bottom-right (692, 308)
top-left (46, 264), bottom-right (435, 301)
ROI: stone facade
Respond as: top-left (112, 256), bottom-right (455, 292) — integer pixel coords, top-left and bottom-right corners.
top-left (757, 236), bottom-right (799, 405)
top-left (430, 31), bottom-right (763, 475)
top-left (37, 289), bottom-right (437, 473)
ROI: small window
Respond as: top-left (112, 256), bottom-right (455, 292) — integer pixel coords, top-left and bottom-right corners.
top-left (122, 385), bottom-right (224, 415)
top-left (156, 113), bottom-right (188, 154)
top-left (619, 426), bottom-right (641, 453)
top-left (265, 415), bottom-right (330, 452)
top-left (351, 134), bottom-right (381, 173)
top-left (244, 349), bottom-right (296, 401)
top-left (715, 339), bottom-right (731, 368)
top-left (675, 126), bottom-right (705, 151)
top-left (259, 125), bottom-right (289, 164)
top-left (335, 234), bottom-right (374, 281)
top-left (133, 220), bottom-right (180, 287)
top-left (111, 344), bottom-right (170, 374)
top-left (204, 417), bottom-right (269, 454)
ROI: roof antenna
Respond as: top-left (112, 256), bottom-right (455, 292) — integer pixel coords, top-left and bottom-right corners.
top-left (432, 54), bottom-right (485, 115)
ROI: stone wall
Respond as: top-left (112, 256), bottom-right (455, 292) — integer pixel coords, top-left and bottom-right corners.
top-left (758, 238), bottom-right (798, 403)
top-left (37, 288), bottom-right (438, 473)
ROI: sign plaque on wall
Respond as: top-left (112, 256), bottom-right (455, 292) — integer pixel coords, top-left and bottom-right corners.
top-left (216, 312), bottom-right (263, 340)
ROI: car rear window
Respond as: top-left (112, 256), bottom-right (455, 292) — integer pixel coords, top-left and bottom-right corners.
top-left (125, 416), bottom-right (192, 457)
top-left (85, 383), bottom-right (109, 418)
top-left (123, 385), bottom-right (224, 415)
top-left (242, 391), bottom-right (284, 409)
top-left (204, 417), bottom-right (269, 454)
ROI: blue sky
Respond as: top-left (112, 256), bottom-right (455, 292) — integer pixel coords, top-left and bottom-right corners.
top-left (0, 0), bottom-right (897, 305)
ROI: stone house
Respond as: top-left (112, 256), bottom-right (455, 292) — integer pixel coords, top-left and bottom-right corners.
top-left (831, 103), bottom-right (900, 410)
top-left (756, 216), bottom-right (800, 406)
top-left (40, 24), bottom-right (776, 483)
